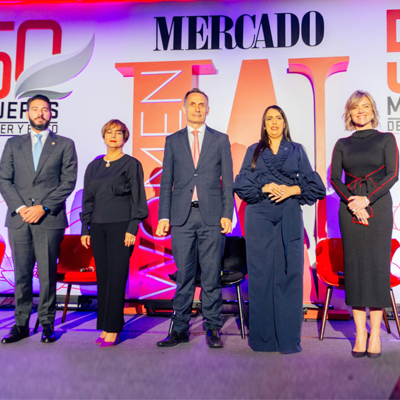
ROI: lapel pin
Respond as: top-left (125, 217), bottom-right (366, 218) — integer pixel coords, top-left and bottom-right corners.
top-left (52, 142), bottom-right (55, 145)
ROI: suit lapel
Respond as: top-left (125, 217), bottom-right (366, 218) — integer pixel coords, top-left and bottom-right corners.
top-left (21, 134), bottom-right (35, 178)
top-left (34, 131), bottom-right (58, 178)
top-left (180, 128), bottom-right (195, 169)
top-left (197, 126), bottom-right (214, 169)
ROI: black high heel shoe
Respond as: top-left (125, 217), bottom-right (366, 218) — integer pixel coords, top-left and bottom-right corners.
top-left (367, 337), bottom-right (381, 359)
top-left (352, 332), bottom-right (369, 358)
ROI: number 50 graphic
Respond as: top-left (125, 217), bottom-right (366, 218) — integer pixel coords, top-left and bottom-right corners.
top-left (0, 20), bottom-right (62, 99)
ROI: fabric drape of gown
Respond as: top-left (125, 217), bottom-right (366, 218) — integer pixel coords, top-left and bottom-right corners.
top-left (330, 129), bottom-right (399, 308)
top-left (234, 139), bottom-right (325, 353)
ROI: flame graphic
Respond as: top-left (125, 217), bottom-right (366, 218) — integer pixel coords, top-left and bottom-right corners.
top-left (15, 35), bottom-right (95, 100)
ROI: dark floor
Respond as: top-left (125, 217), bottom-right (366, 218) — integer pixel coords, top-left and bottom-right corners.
top-left (0, 308), bottom-right (400, 399)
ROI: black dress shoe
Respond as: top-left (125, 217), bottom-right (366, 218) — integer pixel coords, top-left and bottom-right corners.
top-left (367, 338), bottom-right (382, 359)
top-left (367, 350), bottom-right (381, 359)
top-left (1, 325), bottom-right (29, 344)
top-left (367, 350), bottom-right (382, 359)
top-left (206, 329), bottom-right (223, 348)
top-left (156, 330), bottom-right (189, 347)
top-left (41, 325), bottom-right (56, 343)
top-left (351, 349), bottom-right (367, 358)
top-left (351, 333), bottom-right (369, 358)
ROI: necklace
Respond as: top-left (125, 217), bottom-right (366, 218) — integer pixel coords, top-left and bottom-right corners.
top-left (104, 152), bottom-right (124, 167)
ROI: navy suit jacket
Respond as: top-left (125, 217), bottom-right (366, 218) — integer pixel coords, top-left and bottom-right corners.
top-left (0, 131), bottom-right (78, 229)
top-left (158, 126), bottom-right (233, 226)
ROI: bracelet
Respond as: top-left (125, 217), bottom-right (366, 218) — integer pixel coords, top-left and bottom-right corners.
top-left (365, 196), bottom-right (370, 206)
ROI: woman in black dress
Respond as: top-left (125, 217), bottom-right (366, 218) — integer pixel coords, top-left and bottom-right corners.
top-left (330, 91), bottom-right (399, 358)
top-left (234, 106), bottom-right (325, 353)
top-left (81, 119), bottom-right (148, 347)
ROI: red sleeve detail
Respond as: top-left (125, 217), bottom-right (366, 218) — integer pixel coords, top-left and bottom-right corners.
top-left (345, 171), bottom-right (358, 179)
top-left (330, 179), bottom-right (349, 201)
top-left (367, 134), bottom-right (398, 199)
top-left (366, 165), bottom-right (385, 178)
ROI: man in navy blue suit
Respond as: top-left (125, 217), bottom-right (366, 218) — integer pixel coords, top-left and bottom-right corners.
top-left (156, 88), bottom-right (233, 348)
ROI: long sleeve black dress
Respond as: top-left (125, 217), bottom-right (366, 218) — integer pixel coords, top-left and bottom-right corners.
top-left (330, 129), bottom-right (399, 308)
top-left (81, 155), bottom-right (148, 332)
top-left (234, 139), bottom-right (325, 353)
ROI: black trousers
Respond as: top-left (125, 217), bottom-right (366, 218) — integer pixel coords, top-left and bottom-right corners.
top-left (90, 221), bottom-right (133, 332)
top-left (9, 224), bottom-right (64, 327)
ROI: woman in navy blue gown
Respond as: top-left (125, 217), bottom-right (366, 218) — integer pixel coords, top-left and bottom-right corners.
top-left (234, 105), bottom-right (325, 353)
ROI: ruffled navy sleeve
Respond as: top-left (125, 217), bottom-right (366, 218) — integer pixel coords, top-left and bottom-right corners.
top-left (233, 146), bottom-right (267, 204)
top-left (293, 145), bottom-right (326, 205)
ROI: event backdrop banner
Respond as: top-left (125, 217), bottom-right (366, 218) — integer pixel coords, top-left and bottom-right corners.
top-left (0, 0), bottom-right (399, 308)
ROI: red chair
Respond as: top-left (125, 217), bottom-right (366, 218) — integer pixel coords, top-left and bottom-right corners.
top-left (0, 235), bottom-right (6, 265)
top-left (34, 235), bottom-right (95, 332)
top-left (316, 238), bottom-right (400, 340)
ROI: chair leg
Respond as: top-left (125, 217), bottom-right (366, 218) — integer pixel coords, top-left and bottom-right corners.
top-left (235, 284), bottom-right (246, 340)
top-left (382, 307), bottom-right (391, 334)
top-left (319, 285), bottom-right (333, 341)
top-left (242, 290), bottom-right (249, 328)
top-left (390, 288), bottom-right (400, 338)
top-left (62, 284), bottom-right (72, 323)
top-left (34, 318), bottom-right (40, 333)
top-left (236, 286), bottom-right (250, 328)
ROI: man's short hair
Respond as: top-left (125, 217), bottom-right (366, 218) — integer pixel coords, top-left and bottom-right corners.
top-left (27, 94), bottom-right (51, 110)
top-left (183, 88), bottom-right (209, 108)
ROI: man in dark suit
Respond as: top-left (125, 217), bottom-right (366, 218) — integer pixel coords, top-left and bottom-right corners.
top-left (156, 88), bottom-right (233, 348)
top-left (0, 94), bottom-right (77, 343)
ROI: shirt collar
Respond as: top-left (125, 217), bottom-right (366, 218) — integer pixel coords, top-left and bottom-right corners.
top-left (30, 128), bottom-right (50, 141)
top-left (187, 124), bottom-right (206, 135)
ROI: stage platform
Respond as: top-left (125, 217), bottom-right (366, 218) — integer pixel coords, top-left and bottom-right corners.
top-left (1, 308), bottom-right (400, 399)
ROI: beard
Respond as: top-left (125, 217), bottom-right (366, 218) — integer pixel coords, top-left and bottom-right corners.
top-left (29, 117), bottom-right (50, 131)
